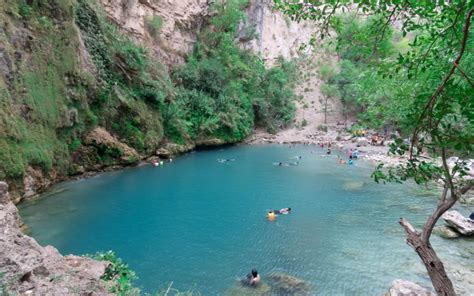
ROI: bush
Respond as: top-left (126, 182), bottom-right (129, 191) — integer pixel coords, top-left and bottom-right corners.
top-left (317, 125), bottom-right (328, 132)
top-left (92, 251), bottom-right (139, 295)
top-left (145, 15), bottom-right (162, 37)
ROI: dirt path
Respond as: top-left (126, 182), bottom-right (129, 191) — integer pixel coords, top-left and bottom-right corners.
top-left (246, 54), bottom-right (346, 145)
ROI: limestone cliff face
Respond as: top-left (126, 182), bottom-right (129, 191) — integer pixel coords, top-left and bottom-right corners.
top-left (98, 0), bottom-right (210, 65)
top-left (239, 0), bottom-right (316, 64)
top-left (99, 0), bottom-right (316, 65)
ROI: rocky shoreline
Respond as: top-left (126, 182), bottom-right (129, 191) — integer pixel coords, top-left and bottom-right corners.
top-left (0, 182), bottom-right (111, 295)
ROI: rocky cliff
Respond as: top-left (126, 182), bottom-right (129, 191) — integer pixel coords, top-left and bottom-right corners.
top-left (98, 0), bottom-right (316, 66)
top-left (0, 181), bottom-right (111, 294)
top-left (0, 0), bottom-right (318, 202)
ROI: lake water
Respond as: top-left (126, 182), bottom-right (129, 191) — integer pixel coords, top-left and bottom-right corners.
top-left (19, 145), bottom-right (474, 295)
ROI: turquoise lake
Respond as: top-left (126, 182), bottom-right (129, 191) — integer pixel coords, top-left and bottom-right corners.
top-left (19, 145), bottom-right (474, 295)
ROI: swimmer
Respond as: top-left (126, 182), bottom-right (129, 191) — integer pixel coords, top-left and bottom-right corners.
top-left (327, 148), bottom-right (331, 155)
top-left (267, 211), bottom-right (277, 221)
top-left (278, 207), bottom-right (291, 214)
top-left (242, 269), bottom-right (260, 287)
top-left (348, 159), bottom-right (353, 165)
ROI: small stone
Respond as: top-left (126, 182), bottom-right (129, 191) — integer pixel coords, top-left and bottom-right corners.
top-left (433, 226), bottom-right (460, 239)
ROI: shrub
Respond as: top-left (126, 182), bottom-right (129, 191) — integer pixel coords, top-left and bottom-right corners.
top-left (317, 125), bottom-right (328, 132)
top-left (92, 251), bottom-right (139, 295)
top-left (145, 15), bottom-right (162, 37)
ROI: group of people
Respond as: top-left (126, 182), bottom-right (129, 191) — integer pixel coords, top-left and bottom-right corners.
top-left (151, 158), bottom-right (172, 166)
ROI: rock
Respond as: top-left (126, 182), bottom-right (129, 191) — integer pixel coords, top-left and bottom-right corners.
top-left (459, 191), bottom-right (474, 205)
top-left (83, 127), bottom-right (140, 165)
top-left (433, 226), bottom-right (460, 239)
top-left (156, 143), bottom-right (195, 158)
top-left (356, 137), bottom-right (369, 147)
top-left (22, 167), bottom-right (49, 199)
top-left (386, 280), bottom-right (433, 296)
top-left (342, 181), bottom-right (364, 191)
top-left (0, 181), bottom-right (111, 295)
top-left (0, 181), bottom-right (9, 204)
top-left (442, 210), bottom-right (474, 236)
top-left (267, 272), bottom-right (311, 295)
top-left (195, 138), bottom-right (226, 146)
top-left (225, 282), bottom-right (272, 296)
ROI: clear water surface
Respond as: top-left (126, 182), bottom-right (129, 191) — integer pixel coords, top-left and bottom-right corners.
top-left (19, 145), bottom-right (474, 295)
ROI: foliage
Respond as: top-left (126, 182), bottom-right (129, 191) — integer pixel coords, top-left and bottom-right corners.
top-left (316, 124), bottom-right (327, 132)
top-left (93, 251), bottom-right (139, 295)
top-left (276, 1), bottom-right (474, 294)
top-left (0, 0), bottom-right (297, 180)
top-left (146, 15), bottom-right (162, 38)
top-left (169, 0), bottom-right (296, 142)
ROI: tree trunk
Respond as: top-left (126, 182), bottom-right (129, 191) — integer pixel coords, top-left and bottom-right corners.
top-left (324, 96), bottom-right (328, 124)
top-left (400, 218), bottom-right (455, 296)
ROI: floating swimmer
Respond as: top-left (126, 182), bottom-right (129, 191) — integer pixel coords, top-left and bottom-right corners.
top-left (274, 208), bottom-right (291, 214)
top-left (267, 211), bottom-right (276, 221)
top-left (218, 158), bottom-right (235, 163)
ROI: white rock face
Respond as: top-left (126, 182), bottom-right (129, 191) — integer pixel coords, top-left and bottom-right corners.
top-left (442, 210), bottom-right (474, 236)
top-left (386, 280), bottom-right (433, 296)
top-left (99, 0), bottom-right (209, 65)
top-left (239, 0), bottom-right (317, 65)
top-left (98, 0), bottom-right (317, 66)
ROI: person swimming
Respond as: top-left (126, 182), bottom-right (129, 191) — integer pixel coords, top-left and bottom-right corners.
top-left (242, 268), bottom-right (260, 287)
top-left (272, 208), bottom-right (291, 214)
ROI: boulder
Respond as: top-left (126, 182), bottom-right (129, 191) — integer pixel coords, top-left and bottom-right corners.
top-left (433, 226), bottom-right (460, 239)
top-left (83, 127), bottom-right (139, 165)
top-left (386, 280), bottom-right (432, 296)
top-left (442, 210), bottom-right (474, 236)
top-left (356, 137), bottom-right (369, 147)
top-left (267, 272), bottom-right (311, 295)
top-left (0, 181), bottom-right (9, 204)
top-left (156, 143), bottom-right (195, 158)
top-left (22, 167), bottom-right (49, 199)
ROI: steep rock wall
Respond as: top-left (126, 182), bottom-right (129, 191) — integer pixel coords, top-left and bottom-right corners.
top-left (99, 0), bottom-right (316, 65)
top-left (98, 0), bottom-right (210, 65)
top-left (240, 0), bottom-right (316, 64)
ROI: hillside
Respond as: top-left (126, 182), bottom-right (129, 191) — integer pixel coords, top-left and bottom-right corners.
top-left (0, 0), bottom-right (319, 202)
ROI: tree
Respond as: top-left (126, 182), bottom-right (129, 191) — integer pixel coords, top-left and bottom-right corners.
top-left (275, 1), bottom-right (474, 295)
top-left (318, 63), bottom-right (339, 124)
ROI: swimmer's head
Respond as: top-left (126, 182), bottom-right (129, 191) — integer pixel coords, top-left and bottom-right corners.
top-left (251, 269), bottom-right (258, 277)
